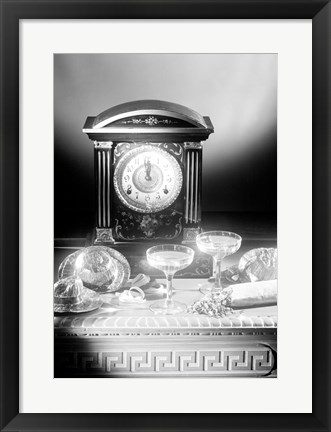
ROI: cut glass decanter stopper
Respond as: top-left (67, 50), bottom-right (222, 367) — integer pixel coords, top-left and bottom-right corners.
top-left (54, 275), bottom-right (103, 314)
top-left (54, 275), bottom-right (84, 302)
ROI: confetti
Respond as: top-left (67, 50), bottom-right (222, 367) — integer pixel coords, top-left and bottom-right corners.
top-left (188, 289), bottom-right (234, 318)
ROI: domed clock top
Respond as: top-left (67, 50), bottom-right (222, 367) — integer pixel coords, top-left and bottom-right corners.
top-left (83, 99), bottom-right (214, 142)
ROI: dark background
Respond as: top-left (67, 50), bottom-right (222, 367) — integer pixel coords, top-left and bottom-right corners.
top-left (54, 54), bottom-right (277, 239)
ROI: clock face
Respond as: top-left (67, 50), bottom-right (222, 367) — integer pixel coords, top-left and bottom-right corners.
top-left (113, 145), bottom-right (183, 213)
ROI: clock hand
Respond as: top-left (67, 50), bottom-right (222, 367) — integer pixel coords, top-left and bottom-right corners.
top-left (144, 158), bottom-right (152, 181)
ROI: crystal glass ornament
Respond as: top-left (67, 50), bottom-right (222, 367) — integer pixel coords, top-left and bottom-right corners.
top-left (238, 248), bottom-right (277, 282)
top-left (54, 275), bottom-right (83, 299)
top-left (58, 246), bottom-right (130, 293)
top-left (75, 248), bottom-right (119, 288)
top-left (146, 244), bottom-right (194, 315)
top-left (196, 231), bottom-right (242, 295)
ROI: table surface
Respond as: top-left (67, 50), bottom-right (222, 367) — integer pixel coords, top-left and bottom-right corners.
top-left (54, 279), bottom-right (277, 333)
top-left (54, 237), bottom-right (277, 332)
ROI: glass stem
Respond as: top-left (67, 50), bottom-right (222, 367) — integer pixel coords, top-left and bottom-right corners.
top-left (213, 257), bottom-right (222, 290)
top-left (166, 274), bottom-right (174, 304)
top-left (212, 259), bottom-right (217, 278)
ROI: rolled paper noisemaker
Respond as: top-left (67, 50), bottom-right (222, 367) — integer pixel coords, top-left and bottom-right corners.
top-left (224, 279), bottom-right (277, 308)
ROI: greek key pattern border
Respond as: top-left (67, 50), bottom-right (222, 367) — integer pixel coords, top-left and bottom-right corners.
top-left (56, 349), bottom-right (275, 376)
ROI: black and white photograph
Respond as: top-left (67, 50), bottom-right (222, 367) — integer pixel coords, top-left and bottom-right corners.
top-left (54, 53), bottom-right (277, 378)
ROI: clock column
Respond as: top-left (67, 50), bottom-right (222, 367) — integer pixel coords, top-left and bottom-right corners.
top-left (183, 142), bottom-right (203, 244)
top-left (94, 141), bottom-right (115, 243)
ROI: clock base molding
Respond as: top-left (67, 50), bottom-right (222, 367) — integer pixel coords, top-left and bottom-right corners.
top-left (95, 227), bottom-right (115, 244)
top-left (90, 230), bottom-right (212, 278)
top-left (182, 227), bottom-right (201, 244)
top-left (94, 227), bottom-right (202, 245)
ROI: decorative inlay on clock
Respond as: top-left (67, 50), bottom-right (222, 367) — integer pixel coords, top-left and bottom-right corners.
top-left (119, 116), bottom-right (179, 126)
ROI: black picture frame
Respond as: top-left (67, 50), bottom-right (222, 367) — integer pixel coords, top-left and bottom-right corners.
top-left (0, 1), bottom-right (330, 431)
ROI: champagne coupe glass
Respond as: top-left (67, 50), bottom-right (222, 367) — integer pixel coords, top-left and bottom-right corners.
top-left (146, 244), bottom-right (195, 315)
top-left (196, 231), bottom-right (242, 295)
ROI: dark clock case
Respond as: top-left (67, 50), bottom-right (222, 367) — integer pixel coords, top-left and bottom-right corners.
top-left (83, 100), bottom-right (214, 277)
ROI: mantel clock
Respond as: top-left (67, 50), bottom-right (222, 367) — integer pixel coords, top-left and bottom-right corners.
top-left (83, 100), bottom-right (214, 250)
